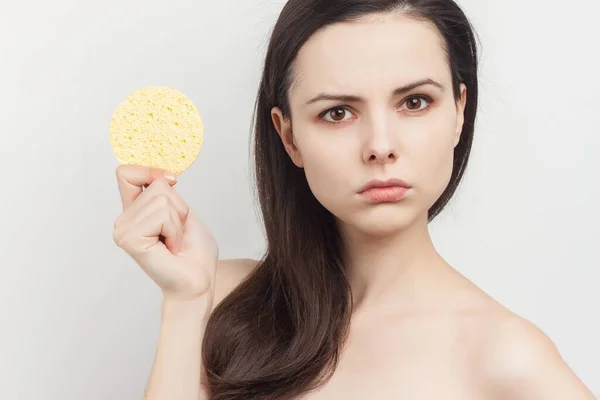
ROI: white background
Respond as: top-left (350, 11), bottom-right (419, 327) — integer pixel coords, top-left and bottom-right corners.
top-left (0, 0), bottom-right (598, 398)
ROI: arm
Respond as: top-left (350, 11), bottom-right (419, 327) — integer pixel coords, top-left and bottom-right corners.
top-left (142, 258), bottom-right (258, 400)
top-left (483, 316), bottom-right (596, 400)
top-left (143, 297), bottom-right (212, 400)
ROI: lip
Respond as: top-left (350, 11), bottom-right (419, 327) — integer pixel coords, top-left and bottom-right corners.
top-left (358, 178), bottom-right (412, 193)
top-left (358, 179), bottom-right (412, 203)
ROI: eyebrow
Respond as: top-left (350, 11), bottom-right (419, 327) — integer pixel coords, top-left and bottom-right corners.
top-left (305, 78), bottom-right (445, 105)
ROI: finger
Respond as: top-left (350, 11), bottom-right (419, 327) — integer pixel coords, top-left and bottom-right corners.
top-left (139, 207), bottom-right (182, 255)
top-left (122, 178), bottom-right (189, 226)
top-left (117, 193), bottom-right (172, 234)
top-left (163, 207), bottom-right (184, 254)
top-left (115, 164), bottom-right (177, 210)
top-left (119, 206), bottom-right (181, 256)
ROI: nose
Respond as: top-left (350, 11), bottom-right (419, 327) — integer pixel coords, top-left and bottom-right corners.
top-left (361, 116), bottom-right (399, 164)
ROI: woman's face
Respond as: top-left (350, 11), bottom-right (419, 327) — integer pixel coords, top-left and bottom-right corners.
top-left (272, 13), bottom-right (467, 236)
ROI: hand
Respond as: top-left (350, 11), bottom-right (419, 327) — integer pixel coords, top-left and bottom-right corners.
top-left (112, 165), bottom-right (219, 302)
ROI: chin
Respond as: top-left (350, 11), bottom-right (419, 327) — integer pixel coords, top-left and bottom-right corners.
top-left (336, 203), bottom-right (425, 238)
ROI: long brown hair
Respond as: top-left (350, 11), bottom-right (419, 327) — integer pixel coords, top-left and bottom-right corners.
top-left (202, 1), bottom-right (480, 398)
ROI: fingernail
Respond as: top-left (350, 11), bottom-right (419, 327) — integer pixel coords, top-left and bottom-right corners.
top-left (164, 173), bottom-right (177, 182)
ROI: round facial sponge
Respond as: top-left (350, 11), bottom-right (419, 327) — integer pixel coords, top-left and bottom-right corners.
top-left (109, 86), bottom-right (204, 176)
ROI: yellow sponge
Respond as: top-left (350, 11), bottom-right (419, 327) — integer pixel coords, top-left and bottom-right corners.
top-left (109, 86), bottom-right (204, 176)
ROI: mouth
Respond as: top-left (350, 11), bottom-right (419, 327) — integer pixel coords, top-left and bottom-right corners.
top-left (358, 179), bottom-right (412, 202)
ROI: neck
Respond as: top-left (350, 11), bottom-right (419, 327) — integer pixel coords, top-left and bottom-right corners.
top-left (339, 212), bottom-right (451, 313)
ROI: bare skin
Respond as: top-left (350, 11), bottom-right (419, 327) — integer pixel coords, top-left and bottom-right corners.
top-left (214, 258), bottom-right (595, 400)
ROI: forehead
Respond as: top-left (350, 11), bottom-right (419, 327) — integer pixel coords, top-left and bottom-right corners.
top-left (291, 13), bottom-right (449, 100)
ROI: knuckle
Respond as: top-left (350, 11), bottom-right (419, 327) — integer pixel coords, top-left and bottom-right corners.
top-left (158, 205), bottom-right (173, 222)
top-left (117, 231), bottom-right (139, 254)
top-left (113, 214), bottom-right (125, 229)
top-left (112, 229), bottom-right (120, 246)
top-left (115, 164), bottom-right (128, 179)
top-left (165, 206), bottom-right (177, 222)
top-left (151, 177), bottom-right (169, 189)
top-left (165, 191), bottom-right (188, 221)
top-left (112, 228), bottom-right (124, 247)
top-left (117, 235), bottom-right (133, 252)
top-left (181, 202), bottom-right (190, 217)
top-left (153, 193), bottom-right (171, 208)
top-left (179, 206), bottom-right (190, 225)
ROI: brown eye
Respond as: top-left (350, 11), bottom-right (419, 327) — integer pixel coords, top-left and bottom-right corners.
top-left (328, 107), bottom-right (347, 121)
top-left (406, 97), bottom-right (422, 110)
top-left (320, 106), bottom-right (353, 123)
top-left (400, 95), bottom-right (432, 113)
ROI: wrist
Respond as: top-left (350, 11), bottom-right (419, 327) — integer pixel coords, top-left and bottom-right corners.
top-left (161, 294), bottom-right (213, 322)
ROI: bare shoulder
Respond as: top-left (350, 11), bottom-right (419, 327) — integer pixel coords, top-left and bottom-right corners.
top-left (212, 258), bottom-right (259, 310)
top-left (477, 307), bottom-right (595, 399)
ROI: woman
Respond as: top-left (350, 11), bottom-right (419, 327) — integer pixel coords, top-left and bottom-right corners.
top-left (112, 0), bottom-right (596, 399)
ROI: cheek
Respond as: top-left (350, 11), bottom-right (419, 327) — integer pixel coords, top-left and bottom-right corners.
top-left (412, 124), bottom-right (456, 200)
top-left (294, 126), bottom-right (352, 206)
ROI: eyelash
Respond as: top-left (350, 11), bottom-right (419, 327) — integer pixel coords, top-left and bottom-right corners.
top-left (318, 94), bottom-right (434, 125)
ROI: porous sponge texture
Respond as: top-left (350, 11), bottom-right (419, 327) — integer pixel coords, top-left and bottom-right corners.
top-left (109, 86), bottom-right (204, 176)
